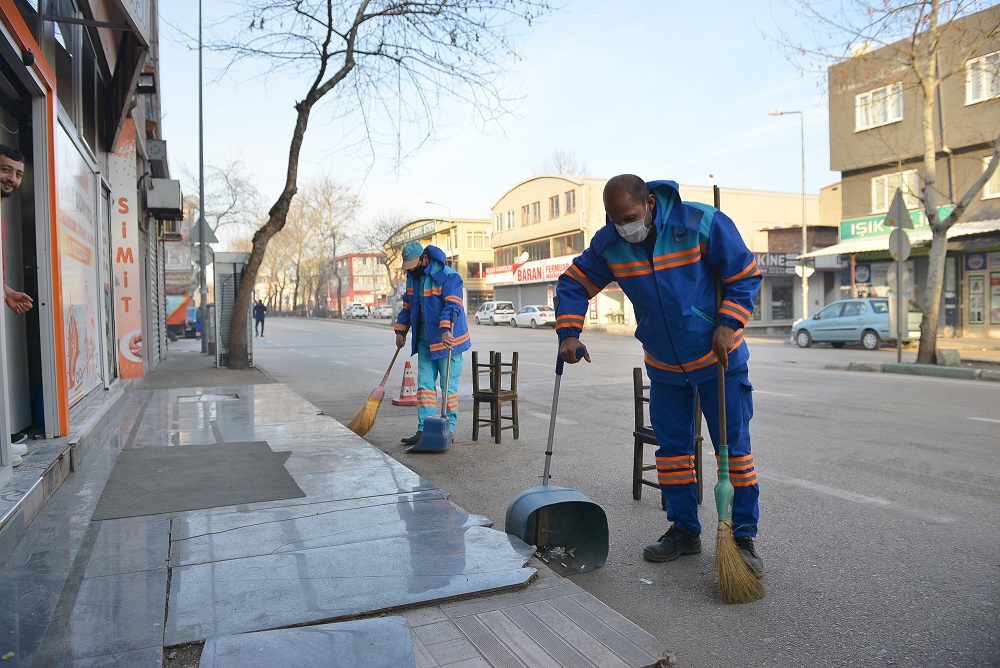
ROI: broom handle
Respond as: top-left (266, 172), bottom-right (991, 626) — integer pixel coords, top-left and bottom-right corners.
top-left (714, 184), bottom-right (731, 484)
top-left (380, 347), bottom-right (402, 387)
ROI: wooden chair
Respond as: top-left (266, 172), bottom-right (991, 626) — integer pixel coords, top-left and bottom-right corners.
top-left (632, 368), bottom-right (703, 507)
top-left (472, 351), bottom-right (519, 443)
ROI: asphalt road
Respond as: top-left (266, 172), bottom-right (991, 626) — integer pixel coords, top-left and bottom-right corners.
top-left (253, 316), bottom-right (1000, 667)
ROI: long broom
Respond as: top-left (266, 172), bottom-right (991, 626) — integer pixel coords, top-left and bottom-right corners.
top-left (713, 184), bottom-right (765, 604)
top-left (348, 347), bottom-right (402, 436)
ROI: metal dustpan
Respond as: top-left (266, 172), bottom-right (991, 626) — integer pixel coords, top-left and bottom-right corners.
top-left (505, 348), bottom-right (608, 576)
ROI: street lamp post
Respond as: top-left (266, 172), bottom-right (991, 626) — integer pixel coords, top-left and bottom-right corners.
top-left (198, 0), bottom-right (208, 353)
top-left (769, 109), bottom-right (809, 320)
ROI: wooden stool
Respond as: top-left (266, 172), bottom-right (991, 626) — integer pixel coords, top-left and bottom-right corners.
top-left (472, 351), bottom-right (519, 443)
top-left (632, 368), bottom-right (703, 507)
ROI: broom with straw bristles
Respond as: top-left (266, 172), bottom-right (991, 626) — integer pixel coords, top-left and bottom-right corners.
top-left (348, 347), bottom-right (402, 436)
top-left (713, 184), bottom-right (765, 604)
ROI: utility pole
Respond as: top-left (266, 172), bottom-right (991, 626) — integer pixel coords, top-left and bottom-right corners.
top-left (198, 0), bottom-right (208, 353)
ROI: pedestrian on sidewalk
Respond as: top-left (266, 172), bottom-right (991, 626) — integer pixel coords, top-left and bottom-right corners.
top-left (1, 144), bottom-right (32, 467)
top-left (393, 242), bottom-right (471, 447)
top-left (554, 174), bottom-right (764, 577)
top-left (254, 299), bottom-right (267, 336)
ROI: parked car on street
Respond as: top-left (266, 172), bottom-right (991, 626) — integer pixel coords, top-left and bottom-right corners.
top-left (509, 305), bottom-right (555, 329)
top-left (792, 297), bottom-right (921, 350)
top-left (473, 301), bottom-right (515, 325)
top-left (373, 304), bottom-right (394, 318)
top-left (345, 303), bottom-right (369, 319)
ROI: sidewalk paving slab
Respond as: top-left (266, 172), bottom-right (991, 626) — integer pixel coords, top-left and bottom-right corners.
top-left (0, 367), bottom-right (669, 667)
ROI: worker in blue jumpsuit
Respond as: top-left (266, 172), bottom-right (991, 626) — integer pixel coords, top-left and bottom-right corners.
top-left (555, 174), bottom-right (764, 577)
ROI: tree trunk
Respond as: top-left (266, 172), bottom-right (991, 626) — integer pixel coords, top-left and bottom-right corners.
top-left (226, 100), bottom-right (314, 369)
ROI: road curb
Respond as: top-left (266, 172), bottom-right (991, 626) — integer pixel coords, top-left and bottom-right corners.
top-left (881, 363), bottom-right (982, 379)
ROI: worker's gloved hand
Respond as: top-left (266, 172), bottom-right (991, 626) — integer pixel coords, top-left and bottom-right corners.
top-left (395, 333), bottom-right (406, 349)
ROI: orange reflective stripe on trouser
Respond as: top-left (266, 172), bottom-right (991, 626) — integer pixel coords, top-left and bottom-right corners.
top-left (656, 454), bottom-right (696, 486)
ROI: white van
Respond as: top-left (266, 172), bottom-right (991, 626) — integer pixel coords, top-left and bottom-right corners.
top-left (474, 301), bottom-right (515, 325)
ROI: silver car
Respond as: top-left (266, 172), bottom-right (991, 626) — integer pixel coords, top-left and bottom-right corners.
top-left (792, 297), bottom-right (920, 350)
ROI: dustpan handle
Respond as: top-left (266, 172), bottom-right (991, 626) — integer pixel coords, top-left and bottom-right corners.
top-left (543, 346), bottom-right (585, 485)
top-left (439, 313), bottom-right (457, 418)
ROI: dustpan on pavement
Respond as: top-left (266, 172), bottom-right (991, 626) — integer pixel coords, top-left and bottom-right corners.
top-left (504, 347), bottom-right (608, 576)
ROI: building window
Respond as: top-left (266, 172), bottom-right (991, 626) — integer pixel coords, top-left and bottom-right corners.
top-left (565, 190), bottom-right (576, 214)
top-left (466, 231), bottom-right (489, 250)
top-left (984, 158), bottom-right (1000, 199)
top-left (548, 195), bottom-right (560, 218)
top-left (495, 246), bottom-right (516, 266)
top-left (532, 202), bottom-right (541, 223)
top-left (521, 205), bottom-right (530, 226)
top-left (494, 213), bottom-right (502, 232)
top-left (872, 170), bottom-right (920, 213)
top-left (966, 51), bottom-right (1000, 105)
top-left (552, 232), bottom-right (584, 257)
top-left (855, 82), bottom-right (903, 131)
top-left (468, 262), bottom-right (492, 279)
top-left (520, 240), bottom-right (551, 261)
top-left (506, 210), bottom-right (515, 230)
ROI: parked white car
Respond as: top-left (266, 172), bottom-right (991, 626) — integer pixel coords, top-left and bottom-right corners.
top-left (373, 304), bottom-right (394, 318)
top-left (509, 305), bottom-right (555, 329)
top-left (345, 303), bottom-right (369, 319)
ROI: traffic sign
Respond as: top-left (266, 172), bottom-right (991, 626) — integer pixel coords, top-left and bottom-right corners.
top-left (888, 228), bottom-right (911, 262)
top-left (884, 189), bottom-right (913, 229)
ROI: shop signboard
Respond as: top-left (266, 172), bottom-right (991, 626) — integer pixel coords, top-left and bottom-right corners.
top-left (840, 205), bottom-right (953, 241)
top-left (485, 255), bottom-right (575, 286)
top-left (110, 120), bottom-right (143, 379)
top-left (754, 252), bottom-right (798, 276)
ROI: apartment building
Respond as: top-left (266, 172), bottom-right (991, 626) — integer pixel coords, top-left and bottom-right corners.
top-left (821, 5), bottom-right (1000, 338)
top-left (331, 252), bottom-right (387, 312)
top-left (487, 175), bottom-right (824, 331)
top-left (384, 216), bottom-right (493, 313)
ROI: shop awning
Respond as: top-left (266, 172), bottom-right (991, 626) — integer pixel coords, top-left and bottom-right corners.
top-left (801, 218), bottom-right (1000, 258)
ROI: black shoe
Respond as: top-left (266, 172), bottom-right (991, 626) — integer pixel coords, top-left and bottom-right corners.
top-left (642, 524), bottom-right (702, 562)
top-left (401, 431), bottom-right (423, 445)
top-left (734, 536), bottom-right (764, 578)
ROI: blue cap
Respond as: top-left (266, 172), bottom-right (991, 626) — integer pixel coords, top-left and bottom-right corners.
top-left (401, 241), bottom-right (424, 269)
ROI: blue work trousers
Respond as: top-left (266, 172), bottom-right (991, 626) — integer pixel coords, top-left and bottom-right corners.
top-left (416, 339), bottom-right (463, 432)
top-left (648, 363), bottom-right (760, 537)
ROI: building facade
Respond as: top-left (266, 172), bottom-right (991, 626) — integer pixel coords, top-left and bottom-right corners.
top-left (487, 176), bottom-right (823, 332)
top-left (384, 216), bottom-right (493, 313)
top-left (0, 1), bottom-right (181, 483)
top-left (331, 252), bottom-right (387, 313)
top-left (822, 5), bottom-right (1000, 339)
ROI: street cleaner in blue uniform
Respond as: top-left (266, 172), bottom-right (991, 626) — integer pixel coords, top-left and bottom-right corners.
top-left (394, 242), bottom-right (471, 447)
top-left (555, 174), bottom-right (764, 576)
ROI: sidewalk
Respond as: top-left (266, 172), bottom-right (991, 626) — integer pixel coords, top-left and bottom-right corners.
top-left (0, 343), bottom-right (671, 668)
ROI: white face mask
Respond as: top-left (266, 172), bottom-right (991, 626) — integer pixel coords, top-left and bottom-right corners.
top-left (615, 210), bottom-right (651, 243)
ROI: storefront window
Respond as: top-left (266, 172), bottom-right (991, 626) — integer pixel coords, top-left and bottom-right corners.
top-left (751, 290), bottom-right (762, 321)
top-left (552, 232), bottom-right (584, 257)
top-left (520, 240), bottom-right (550, 261)
top-left (770, 280), bottom-right (793, 320)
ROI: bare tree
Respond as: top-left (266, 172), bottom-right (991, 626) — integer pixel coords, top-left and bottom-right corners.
top-left (206, 0), bottom-right (552, 369)
top-left (297, 176), bottom-right (362, 317)
top-left (774, 0), bottom-right (1000, 363)
top-left (357, 210), bottom-right (410, 309)
top-left (538, 148), bottom-right (588, 176)
top-left (181, 159), bottom-right (263, 236)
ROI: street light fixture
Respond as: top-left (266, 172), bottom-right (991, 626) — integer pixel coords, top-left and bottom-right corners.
top-left (425, 200), bottom-right (451, 221)
top-left (769, 109), bottom-right (809, 320)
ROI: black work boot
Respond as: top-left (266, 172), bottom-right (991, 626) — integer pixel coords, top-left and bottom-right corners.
top-left (734, 536), bottom-right (764, 578)
top-left (642, 524), bottom-right (702, 563)
top-left (400, 431), bottom-right (423, 445)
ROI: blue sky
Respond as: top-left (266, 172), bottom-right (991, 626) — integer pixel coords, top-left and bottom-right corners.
top-left (157, 1), bottom-right (841, 230)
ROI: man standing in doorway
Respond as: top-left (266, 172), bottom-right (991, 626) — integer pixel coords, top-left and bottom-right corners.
top-left (253, 299), bottom-right (267, 337)
top-left (393, 242), bottom-right (471, 447)
top-left (555, 174), bottom-right (764, 578)
top-left (1, 144), bottom-right (32, 467)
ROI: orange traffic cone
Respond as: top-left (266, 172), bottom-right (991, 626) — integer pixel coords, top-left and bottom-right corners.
top-left (392, 360), bottom-right (417, 406)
